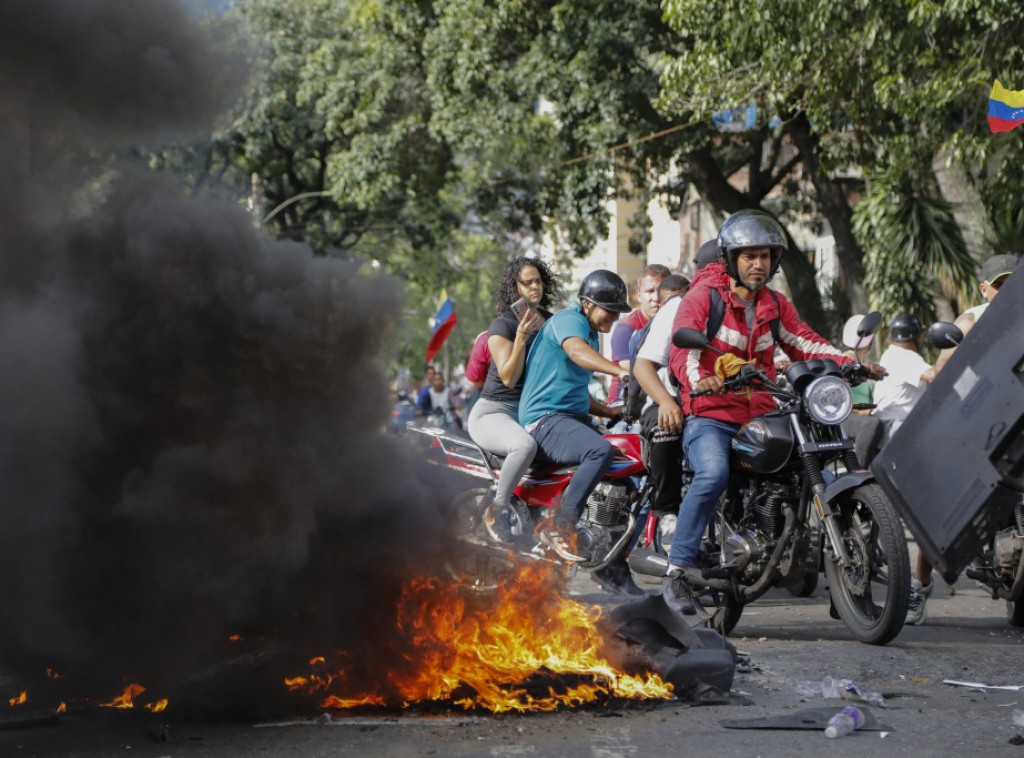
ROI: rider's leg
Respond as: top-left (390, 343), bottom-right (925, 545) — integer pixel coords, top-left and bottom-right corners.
top-left (667, 416), bottom-right (740, 570)
top-left (467, 397), bottom-right (537, 507)
top-left (529, 412), bottom-right (615, 528)
top-left (641, 403), bottom-right (683, 513)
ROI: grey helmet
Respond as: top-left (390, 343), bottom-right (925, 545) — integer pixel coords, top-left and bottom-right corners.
top-left (577, 270), bottom-right (631, 313)
top-left (717, 209), bottom-right (787, 282)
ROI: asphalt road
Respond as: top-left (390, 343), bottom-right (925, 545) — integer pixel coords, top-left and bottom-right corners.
top-left (2, 537), bottom-right (1022, 758)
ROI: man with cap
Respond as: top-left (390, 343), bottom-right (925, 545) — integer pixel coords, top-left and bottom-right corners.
top-left (907, 251), bottom-right (1021, 624)
top-left (934, 252), bottom-right (1021, 374)
top-left (519, 270), bottom-right (633, 571)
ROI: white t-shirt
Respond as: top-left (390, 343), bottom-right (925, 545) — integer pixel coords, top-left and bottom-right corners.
top-left (635, 296), bottom-right (684, 412)
top-left (873, 345), bottom-right (930, 422)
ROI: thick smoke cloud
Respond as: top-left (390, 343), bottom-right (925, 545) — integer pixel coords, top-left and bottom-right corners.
top-left (0, 0), bottom-right (462, 710)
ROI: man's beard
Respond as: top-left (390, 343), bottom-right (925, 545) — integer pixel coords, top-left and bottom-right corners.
top-left (740, 277), bottom-right (767, 292)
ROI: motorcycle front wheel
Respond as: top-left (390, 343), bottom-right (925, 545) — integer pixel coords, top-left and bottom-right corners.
top-left (823, 482), bottom-right (910, 645)
top-left (1008, 599), bottom-right (1024, 628)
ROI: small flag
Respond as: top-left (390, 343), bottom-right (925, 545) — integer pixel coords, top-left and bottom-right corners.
top-left (988, 80), bottom-right (1024, 133)
top-left (425, 291), bottom-right (457, 364)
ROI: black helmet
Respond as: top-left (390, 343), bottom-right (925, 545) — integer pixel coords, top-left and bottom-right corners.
top-left (577, 270), bottom-right (631, 313)
top-left (717, 209), bottom-right (787, 282)
top-left (889, 313), bottom-right (922, 342)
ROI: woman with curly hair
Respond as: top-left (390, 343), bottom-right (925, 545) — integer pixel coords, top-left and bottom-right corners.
top-left (468, 256), bottom-right (561, 538)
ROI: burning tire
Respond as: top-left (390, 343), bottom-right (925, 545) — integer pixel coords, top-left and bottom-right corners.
top-left (444, 487), bottom-right (518, 593)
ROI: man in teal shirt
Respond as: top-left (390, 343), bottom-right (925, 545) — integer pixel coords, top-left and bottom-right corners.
top-left (519, 270), bottom-right (631, 567)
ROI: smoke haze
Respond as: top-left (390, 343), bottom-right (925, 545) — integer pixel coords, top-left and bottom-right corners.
top-left (0, 0), bottom-right (461, 711)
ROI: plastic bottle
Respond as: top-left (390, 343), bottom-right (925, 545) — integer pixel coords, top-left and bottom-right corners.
top-left (820, 676), bottom-right (887, 707)
top-left (825, 706), bottom-right (865, 738)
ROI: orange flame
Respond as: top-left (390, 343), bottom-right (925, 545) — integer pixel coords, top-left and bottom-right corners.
top-left (101, 683), bottom-right (146, 709)
top-left (9, 691), bottom-right (26, 707)
top-left (145, 698), bottom-right (169, 713)
top-left (57, 702), bottom-right (67, 714)
top-left (286, 562), bottom-right (672, 712)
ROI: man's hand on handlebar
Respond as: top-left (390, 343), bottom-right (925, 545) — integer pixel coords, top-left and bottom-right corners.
top-left (863, 362), bottom-right (887, 381)
top-left (692, 375), bottom-right (725, 397)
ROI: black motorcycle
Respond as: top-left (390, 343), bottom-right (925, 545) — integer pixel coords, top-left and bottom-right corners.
top-left (657, 316), bottom-right (910, 645)
top-left (927, 322), bottom-right (1024, 627)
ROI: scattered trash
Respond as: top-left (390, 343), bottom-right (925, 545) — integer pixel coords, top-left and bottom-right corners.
top-left (825, 706), bottom-right (865, 739)
top-left (794, 676), bottom-right (887, 708)
top-left (720, 706), bottom-right (891, 733)
top-left (944, 679), bottom-right (1023, 691)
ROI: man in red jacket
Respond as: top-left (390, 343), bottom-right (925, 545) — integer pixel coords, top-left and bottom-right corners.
top-left (663, 210), bottom-right (883, 616)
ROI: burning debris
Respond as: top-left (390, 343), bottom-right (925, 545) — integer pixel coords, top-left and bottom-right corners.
top-left (0, 0), bottom-right (678, 719)
top-left (283, 562), bottom-right (673, 714)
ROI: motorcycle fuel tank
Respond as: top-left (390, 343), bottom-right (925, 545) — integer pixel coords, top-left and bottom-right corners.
top-left (732, 414), bottom-right (795, 474)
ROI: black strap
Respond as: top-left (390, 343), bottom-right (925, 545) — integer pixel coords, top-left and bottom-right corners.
top-left (706, 287), bottom-right (781, 345)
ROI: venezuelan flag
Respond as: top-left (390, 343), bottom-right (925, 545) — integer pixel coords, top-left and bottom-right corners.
top-left (425, 291), bottom-right (457, 364)
top-left (988, 80), bottom-right (1024, 133)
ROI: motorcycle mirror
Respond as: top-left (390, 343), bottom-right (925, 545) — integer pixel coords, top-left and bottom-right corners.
top-left (673, 326), bottom-right (723, 354)
top-left (927, 321), bottom-right (963, 349)
top-left (857, 311), bottom-right (883, 337)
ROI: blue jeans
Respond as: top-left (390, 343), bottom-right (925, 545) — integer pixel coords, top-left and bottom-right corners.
top-left (529, 413), bottom-right (616, 528)
top-left (668, 416), bottom-right (741, 568)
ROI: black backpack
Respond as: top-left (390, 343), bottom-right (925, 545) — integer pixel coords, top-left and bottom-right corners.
top-left (622, 288), bottom-right (781, 423)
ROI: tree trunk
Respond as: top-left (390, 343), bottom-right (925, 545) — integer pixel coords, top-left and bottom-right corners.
top-left (685, 143), bottom-right (828, 333)
top-left (785, 114), bottom-right (868, 317)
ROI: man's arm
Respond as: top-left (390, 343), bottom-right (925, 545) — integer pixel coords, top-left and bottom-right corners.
top-left (634, 357), bottom-right (683, 433)
top-left (589, 394), bottom-right (621, 420)
top-left (562, 336), bottom-right (629, 380)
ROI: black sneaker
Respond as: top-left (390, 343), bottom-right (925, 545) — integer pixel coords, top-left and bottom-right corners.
top-left (661, 570), bottom-right (708, 618)
top-left (592, 560), bottom-right (646, 597)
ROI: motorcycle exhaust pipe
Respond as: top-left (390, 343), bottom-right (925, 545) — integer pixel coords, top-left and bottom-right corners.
top-left (627, 550), bottom-right (671, 577)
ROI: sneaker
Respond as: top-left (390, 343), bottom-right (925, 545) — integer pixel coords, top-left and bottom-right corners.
top-left (539, 526), bottom-right (585, 563)
top-left (905, 578), bottom-right (934, 625)
top-left (661, 569), bottom-right (708, 618)
top-left (592, 560), bottom-right (646, 597)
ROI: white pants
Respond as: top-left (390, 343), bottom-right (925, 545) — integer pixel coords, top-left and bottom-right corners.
top-left (467, 397), bottom-right (537, 507)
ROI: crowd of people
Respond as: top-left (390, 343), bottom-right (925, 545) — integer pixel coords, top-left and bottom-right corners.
top-left (400, 209), bottom-right (1022, 623)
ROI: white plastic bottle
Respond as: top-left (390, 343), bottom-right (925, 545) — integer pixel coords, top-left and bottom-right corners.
top-left (825, 705), bottom-right (865, 738)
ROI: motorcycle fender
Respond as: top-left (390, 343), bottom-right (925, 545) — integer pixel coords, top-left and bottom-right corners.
top-left (823, 470), bottom-right (874, 504)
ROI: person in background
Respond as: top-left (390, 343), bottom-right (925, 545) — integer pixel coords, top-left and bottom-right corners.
top-left (607, 264), bottom-right (672, 404)
top-left (872, 314), bottom-right (935, 442)
top-left (906, 251), bottom-right (1020, 625)
top-left (519, 270), bottom-right (634, 592)
top-left (467, 256), bottom-right (559, 540)
top-left (840, 314), bottom-right (884, 467)
top-left (416, 365), bottom-right (436, 408)
top-left (462, 331), bottom-right (491, 414)
top-left (418, 370), bottom-right (462, 429)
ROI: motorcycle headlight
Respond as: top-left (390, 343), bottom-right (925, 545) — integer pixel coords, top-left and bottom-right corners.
top-left (805, 376), bottom-right (853, 425)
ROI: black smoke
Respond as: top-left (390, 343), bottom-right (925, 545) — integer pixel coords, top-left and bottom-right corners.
top-left (0, 0), bottom-right (463, 713)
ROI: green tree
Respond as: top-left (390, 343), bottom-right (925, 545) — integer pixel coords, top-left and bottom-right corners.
top-left (660, 0), bottom-right (1024, 320)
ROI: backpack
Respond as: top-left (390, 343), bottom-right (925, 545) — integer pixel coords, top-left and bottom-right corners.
top-left (622, 287), bottom-right (782, 423)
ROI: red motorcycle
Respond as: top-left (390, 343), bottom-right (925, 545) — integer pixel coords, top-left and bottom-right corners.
top-left (407, 421), bottom-right (651, 591)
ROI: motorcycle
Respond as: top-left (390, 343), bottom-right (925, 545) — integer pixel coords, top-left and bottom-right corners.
top-left (650, 316), bottom-right (910, 645)
top-left (406, 420), bottom-right (651, 591)
top-left (927, 322), bottom-right (1024, 627)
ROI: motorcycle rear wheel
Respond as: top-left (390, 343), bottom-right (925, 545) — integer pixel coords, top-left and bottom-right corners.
top-left (444, 487), bottom-right (518, 594)
top-left (823, 482), bottom-right (910, 645)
